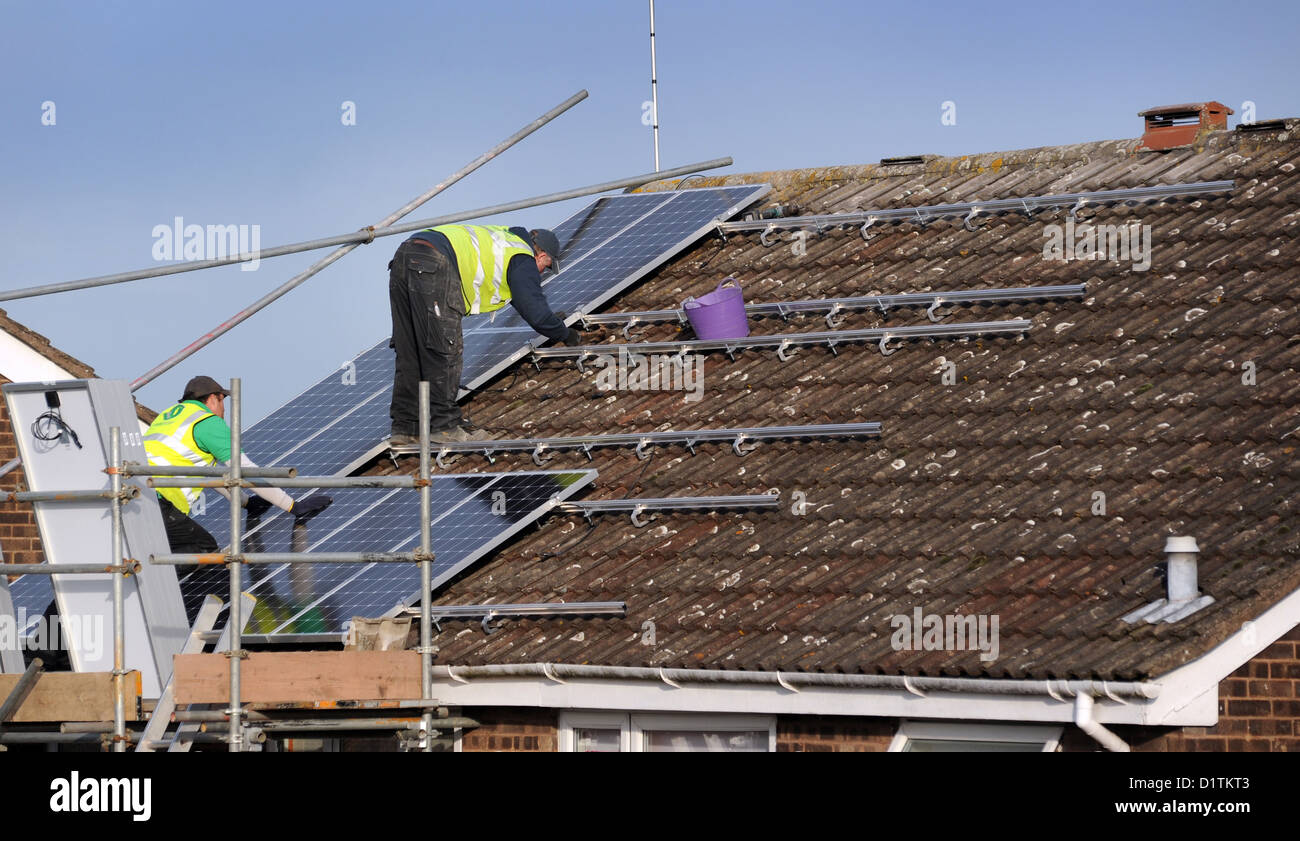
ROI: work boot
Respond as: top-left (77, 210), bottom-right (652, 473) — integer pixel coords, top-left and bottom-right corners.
top-left (387, 432), bottom-right (419, 448)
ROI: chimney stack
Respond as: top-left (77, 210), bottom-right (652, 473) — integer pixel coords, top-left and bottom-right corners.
top-left (1137, 101), bottom-right (1232, 151)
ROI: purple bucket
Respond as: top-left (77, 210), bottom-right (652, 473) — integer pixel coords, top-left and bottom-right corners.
top-left (683, 277), bottom-right (749, 339)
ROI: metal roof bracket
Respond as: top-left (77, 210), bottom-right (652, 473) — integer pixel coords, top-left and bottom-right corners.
top-left (759, 223), bottom-right (779, 247)
top-left (1068, 196), bottom-right (1088, 221)
top-left (962, 206), bottom-right (982, 231)
top-left (860, 215), bottom-right (879, 241)
top-left (776, 340), bottom-right (797, 362)
top-left (531, 444), bottom-right (553, 466)
top-left (902, 676), bottom-right (927, 698)
top-left (826, 339), bottom-right (840, 356)
top-left (732, 434), bottom-right (757, 456)
top-left (629, 505), bottom-right (648, 528)
top-left (925, 299), bottom-right (948, 323)
top-left (878, 335), bottom-right (899, 356)
top-left (434, 449), bottom-right (453, 469)
top-left (480, 613), bottom-right (497, 635)
top-left (621, 318), bottom-right (642, 341)
top-left (1020, 199), bottom-right (1037, 219)
top-left (634, 439), bottom-right (653, 460)
top-left (579, 443), bottom-right (595, 461)
top-left (824, 303), bottom-right (845, 329)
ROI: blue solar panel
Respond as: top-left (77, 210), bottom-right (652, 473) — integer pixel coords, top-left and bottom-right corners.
top-left (176, 469), bottom-right (595, 638)
top-left (139, 186), bottom-right (771, 640)
top-left (4, 573), bottom-right (52, 637)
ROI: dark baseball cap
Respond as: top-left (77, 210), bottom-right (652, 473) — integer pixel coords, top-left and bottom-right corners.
top-left (530, 228), bottom-right (562, 272)
top-left (181, 375), bottom-right (231, 401)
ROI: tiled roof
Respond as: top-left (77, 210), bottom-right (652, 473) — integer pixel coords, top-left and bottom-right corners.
top-left (369, 120), bottom-right (1300, 681)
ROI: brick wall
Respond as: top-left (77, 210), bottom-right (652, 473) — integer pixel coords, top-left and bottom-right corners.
top-left (0, 376), bottom-right (45, 568)
top-left (777, 715), bottom-right (895, 752)
top-left (460, 707), bottom-right (558, 752)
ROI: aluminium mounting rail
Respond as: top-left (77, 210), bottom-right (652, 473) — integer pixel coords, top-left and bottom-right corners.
top-left (715, 180), bottom-right (1235, 243)
top-left (388, 421), bottom-right (883, 467)
top-left (396, 601), bottom-right (626, 634)
top-left (578, 283), bottom-right (1085, 335)
top-left (530, 319), bottom-right (1031, 366)
top-left (556, 493), bottom-right (782, 527)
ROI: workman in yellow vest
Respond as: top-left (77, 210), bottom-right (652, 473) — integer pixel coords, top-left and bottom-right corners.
top-left (387, 225), bottom-right (583, 446)
top-left (144, 376), bottom-right (333, 556)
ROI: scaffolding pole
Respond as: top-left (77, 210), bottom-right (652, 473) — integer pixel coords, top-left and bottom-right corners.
top-left (0, 158), bottom-right (732, 304)
top-left (109, 428), bottom-right (126, 752)
top-left (228, 379), bottom-right (244, 751)
top-left (419, 382), bottom-right (435, 751)
top-left (130, 89), bottom-right (591, 391)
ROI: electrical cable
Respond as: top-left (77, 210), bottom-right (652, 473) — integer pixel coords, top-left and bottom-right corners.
top-left (31, 409), bottom-right (82, 449)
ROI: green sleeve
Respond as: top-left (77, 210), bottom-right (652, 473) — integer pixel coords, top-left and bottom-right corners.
top-left (192, 414), bottom-right (233, 463)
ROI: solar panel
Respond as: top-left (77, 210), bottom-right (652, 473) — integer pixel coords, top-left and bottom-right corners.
top-left (3, 574), bottom-right (53, 642)
top-left (199, 184), bottom-right (770, 479)
top-left (177, 469), bottom-right (596, 640)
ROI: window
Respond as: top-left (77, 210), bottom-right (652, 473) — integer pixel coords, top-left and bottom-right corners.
top-left (889, 721), bottom-right (1062, 752)
top-left (559, 712), bottom-right (775, 752)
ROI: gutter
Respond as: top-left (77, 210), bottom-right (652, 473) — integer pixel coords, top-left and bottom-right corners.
top-left (435, 663), bottom-right (1153, 750)
top-left (435, 662), bottom-right (1160, 699)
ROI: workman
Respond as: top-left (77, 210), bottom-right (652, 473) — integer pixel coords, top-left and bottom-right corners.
top-left (387, 225), bottom-right (583, 446)
top-left (144, 375), bottom-right (333, 555)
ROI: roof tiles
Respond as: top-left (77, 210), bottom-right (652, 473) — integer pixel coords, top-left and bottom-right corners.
top-left (373, 122), bottom-right (1300, 681)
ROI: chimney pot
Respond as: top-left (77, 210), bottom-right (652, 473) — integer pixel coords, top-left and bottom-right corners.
top-left (1165, 535), bottom-right (1200, 603)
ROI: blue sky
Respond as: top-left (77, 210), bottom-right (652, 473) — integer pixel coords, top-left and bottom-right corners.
top-left (2, 0), bottom-right (1297, 424)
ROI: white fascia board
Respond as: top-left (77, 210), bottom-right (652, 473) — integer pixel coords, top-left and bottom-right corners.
top-left (1142, 584), bottom-right (1300, 726)
top-left (430, 675), bottom-right (1199, 726)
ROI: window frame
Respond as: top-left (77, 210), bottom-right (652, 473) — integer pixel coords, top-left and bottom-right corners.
top-left (888, 720), bottom-right (1062, 752)
top-left (559, 711), bottom-right (776, 752)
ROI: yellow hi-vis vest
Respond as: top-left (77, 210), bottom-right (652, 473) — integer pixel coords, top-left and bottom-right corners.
top-left (144, 401), bottom-right (216, 514)
top-left (429, 225), bottom-right (535, 315)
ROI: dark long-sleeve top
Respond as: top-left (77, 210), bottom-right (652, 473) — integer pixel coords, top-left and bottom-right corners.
top-left (410, 226), bottom-right (568, 342)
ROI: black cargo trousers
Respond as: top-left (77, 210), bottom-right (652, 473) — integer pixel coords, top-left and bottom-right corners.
top-left (388, 239), bottom-right (466, 436)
